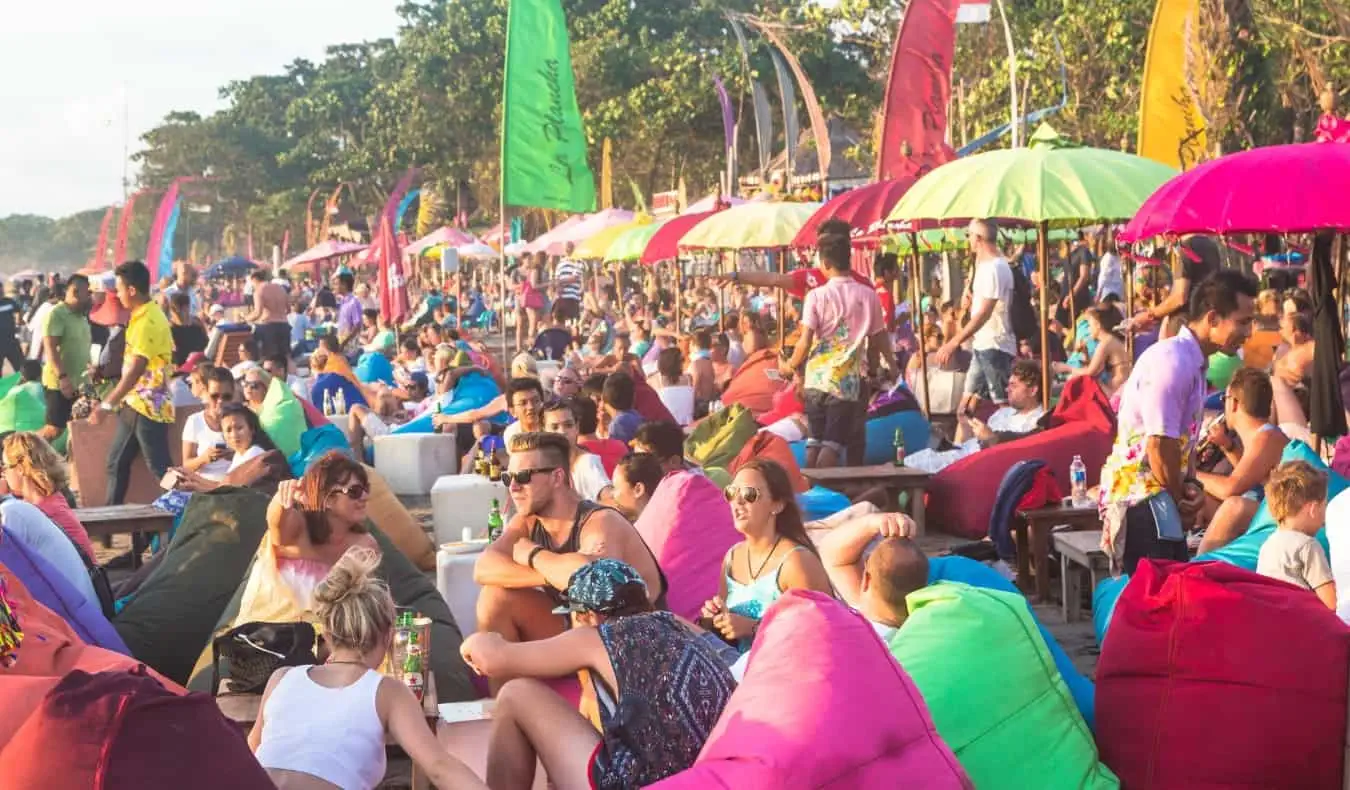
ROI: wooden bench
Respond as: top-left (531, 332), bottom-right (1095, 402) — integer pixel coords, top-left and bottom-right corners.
top-left (1052, 529), bottom-right (1109, 622)
top-left (1014, 501), bottom-right (1100, 603)
top-left (801, 464), bottom-right (930, 536)
top-left (75, 505), bottom-right (175, 569)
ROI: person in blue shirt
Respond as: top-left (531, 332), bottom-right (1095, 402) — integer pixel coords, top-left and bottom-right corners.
top-left (602, 372), bottom-right (643, 443)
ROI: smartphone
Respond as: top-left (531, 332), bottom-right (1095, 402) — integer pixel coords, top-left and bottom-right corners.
top-left (159, 470), bottom-right (183, 491)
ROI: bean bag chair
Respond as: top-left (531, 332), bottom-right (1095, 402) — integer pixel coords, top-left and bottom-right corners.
top-left (757, 385), bottom-right (804, 427)
top-left (928, 556), bottom-right (1094, 728)
top-left (1092, 575), bottom-right (1129, 646)
top-left (299, 395), bottom-right (329, 429)
top-left (308, 371), bottom-right (367, 413)
top-left (721, 349), bottom-right (784, 418)
top-left (355, 351), bottom-right (395, 385)
top-left (863, 409), bottom-right (931, 464)
top-left (634, 471), bottom-right (740, 621)
top-left (0, 372), bottom-right (17, 400)
top-left (0, 381), bottom-right (44, 434)
top-left (289, 424), bottom-right (355, 478)
top-left (259, 376), bottom-right (305, 458)
top-left (728, 431), bottom-right (809, 494)
top-left (1206, 351), bottom-right (1242, 391)
top-left (633, 370), bottom-right (677, 424)
top-left (393, 370), bottom-right (502, 435)
top-left (927, 377), bottom-right (1115, 539)
top-left (887, 583), bottom-right (1117, 789)
top-left (797, 485), bottom-right (851, 523)
top-left (114, 487), bottom-right (271, 685)
top-left (1096, 560), bottom-right (1350, 789)
top-left (0, 535), bottom-right (127, 655)
top-left (650, 590), bottom-right (971, 789)
top-left (686, 404), bottom-right (759, 471)
top-left (363, 464), bottom-right (436, 571)
top-left (0, 667), bottom-right (271, 789)
top-left (580, 437), bottom-right (628, 476)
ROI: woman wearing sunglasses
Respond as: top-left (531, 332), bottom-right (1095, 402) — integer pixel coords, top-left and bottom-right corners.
top-left (240, 368), bottom-right (271, 412)
top-left (700, 459), bottom-right (833, 652)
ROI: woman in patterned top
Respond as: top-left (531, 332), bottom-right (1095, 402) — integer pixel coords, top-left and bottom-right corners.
top-left (461, 559), bottom-right (735, 789)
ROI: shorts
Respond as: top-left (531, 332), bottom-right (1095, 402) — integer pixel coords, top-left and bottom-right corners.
top-left (253, 323), bottom-right (291, 360)
top-left (964, 348), bottom-right (1013, 404)
top-left (554, 297), bottom-right (581, 322)
top-left (803, 389), bottom-right (862, 453)
top-left (360, 412), bottom-right (393, 440)
top-left (44, 387), bottom-right (75, 431)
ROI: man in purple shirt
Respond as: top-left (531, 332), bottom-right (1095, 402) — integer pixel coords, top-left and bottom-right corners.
top-left (333, 271), bottom-right (363, 351)
top-left (1099, 270), bottom-right (1258, 573)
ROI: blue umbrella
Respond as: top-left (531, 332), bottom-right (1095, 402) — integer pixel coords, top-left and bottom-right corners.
top-left (204, 256), bottom-right (258, 280)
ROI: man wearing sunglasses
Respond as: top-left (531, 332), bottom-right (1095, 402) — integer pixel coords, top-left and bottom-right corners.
top-left (474, 432), bottom-right (667, 678)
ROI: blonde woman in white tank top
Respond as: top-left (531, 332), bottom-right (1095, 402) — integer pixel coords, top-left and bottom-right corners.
top-left (248, 548), bottom-right (485, 790)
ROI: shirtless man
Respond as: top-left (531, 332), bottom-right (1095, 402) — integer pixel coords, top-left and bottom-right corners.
top-left (1273, 310), bottom-right (1314, 390)
top-left (473, 432), bottom-right (666, 689)
top-left (817, 511), bottom-right (927, 640)
top-left (243, 269), bottom-right (292, 361)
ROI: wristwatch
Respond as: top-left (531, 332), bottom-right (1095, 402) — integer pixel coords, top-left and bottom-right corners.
top-left (99, 402), bottom-right (116, 412)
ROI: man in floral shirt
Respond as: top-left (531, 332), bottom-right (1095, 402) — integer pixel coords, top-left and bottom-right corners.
top-left (1099, 270), bottom-right (1258, 573)
top-left (91, 260), bottom-right (175, 508)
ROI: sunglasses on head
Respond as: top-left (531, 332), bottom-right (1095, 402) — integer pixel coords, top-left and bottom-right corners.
top-left (501, 467), bottom-right (559, 487)
top-left (723, 485), bottom-right (762, 504)
top-left (329, 483), bottom-right (369, 501)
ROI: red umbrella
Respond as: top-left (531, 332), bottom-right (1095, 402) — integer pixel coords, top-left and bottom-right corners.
top-left (792, 177), bottom-right (919, 248)
top-left (1119, 143), bottom-right (1350, 241)
top-left (640, 212), bottom-right (717, 265)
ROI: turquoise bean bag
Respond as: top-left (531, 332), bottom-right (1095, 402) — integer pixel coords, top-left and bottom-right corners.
top-left (392, 371), bottom-right (503, 435)
top-left (797, 485), bottom-right (850, 522)
top-left (863, 410), bottom-right (931, 465)
top-left (355, 352), bottom-right (395, 385)
top-left (930, 556), bottom-right (1095, 730)
top-left (1093, 575), bottom-right (1129, 647)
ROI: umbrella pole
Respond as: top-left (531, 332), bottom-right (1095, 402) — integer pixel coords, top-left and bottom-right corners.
top-left (1125, 254), bottom-right (1135, 361)
top-left (718, 252), bottom-right (726, 327)
top-left (1338, 235), bottom-right (1348, 363)
top-left (776, 250), bottom-right (786, 353)
top-left (1037, 221), bottom-right (1051, 412)
top-left (910, 233), bottom-right (931, 417)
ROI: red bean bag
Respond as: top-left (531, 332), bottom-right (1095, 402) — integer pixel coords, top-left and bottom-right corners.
top-left (650, 590), bottom-right (971, 789)
top-left (722, 349), bottom-right (785, 419)
top-left (1096, 560), bottom-right (1350, 789)
top-left (635, 471), bottom-right (740, 622)
top-left (729, 432), bottom-right (809, 494)
top-left (926, 377), bottom-right (1115, 539)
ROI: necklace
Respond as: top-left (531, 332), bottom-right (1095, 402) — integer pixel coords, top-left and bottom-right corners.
top-left (326, 657), bottom-right (368, 667)
top-left (746, 535), bottom-right (783, 581)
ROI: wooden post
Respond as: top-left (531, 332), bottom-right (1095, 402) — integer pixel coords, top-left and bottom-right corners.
top-left (1037, 220), bottom-right (1051, 412)
top-left (776, 249), bottom-right (786, 352)
top-left (909, 233), bottom-right (931, 417)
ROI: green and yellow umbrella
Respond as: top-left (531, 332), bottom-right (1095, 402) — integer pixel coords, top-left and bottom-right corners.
top-left (572, 216), bottom-right (654, 260)
top-left (883, 226), bottom-right (1076, 254)
top-left (679, 201), bottom-right (822, 250)
top-left (604, 218), bottom-right (669, 262)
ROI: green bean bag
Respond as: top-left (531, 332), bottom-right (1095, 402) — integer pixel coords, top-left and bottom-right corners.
top-left (1207, 352), bottom-right (1242, 391)
top-left (259, 377), bottom-right (305, 458)
top-left (684, 404), bottom-right (757, 471)
top-left (887, 582), bottom-right (1118, 789)
top-left (0, 381), bottom-right (47, 433)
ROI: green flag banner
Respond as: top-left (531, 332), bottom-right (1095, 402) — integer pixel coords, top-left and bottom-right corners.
top-left (501, 0), bottom-right (596, 213)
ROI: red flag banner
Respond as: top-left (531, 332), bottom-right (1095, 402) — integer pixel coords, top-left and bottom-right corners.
top-left (372, 169), bottom-right (417, 324)
top-left (876, 0), bottom-right (961, 181)
top-left (90, 207), bottom-right (114, 272)
top-left (113, 189), bottom-right (148, 267)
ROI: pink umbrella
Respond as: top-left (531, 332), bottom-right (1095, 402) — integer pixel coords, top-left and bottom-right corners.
top-left (9, 269), bottom-right (42, 281)
top-left (282, 240), bottom-right (369, 269)
top-left (522, 214), bottom-right (588, 256)
top-left (404, 226), bottom-right (477, 257)
top-left (1119, 143), bottom-right (1350, 241)
top-left (683, 194), bottom-right (746, 214)
top-left (791, 178), bottom-right (919, 248)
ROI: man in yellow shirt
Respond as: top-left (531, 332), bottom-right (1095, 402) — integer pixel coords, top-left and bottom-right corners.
top-left (89, 260), bottom-right (176, 508)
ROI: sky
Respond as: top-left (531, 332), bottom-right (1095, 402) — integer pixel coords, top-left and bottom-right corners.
top-left (0, 1), bottom-right (403, 219)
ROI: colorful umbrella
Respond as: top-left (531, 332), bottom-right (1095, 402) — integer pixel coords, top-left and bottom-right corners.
top-left (605, 219), bottom-right (669, 262)
top-left (683, 194), bottom-right (747, 214)
top-left (572, 216), bottom-right (654, 260)
top-left (886, 125), bottom-right (1177, 229)
top-left (883, 226), bottom-right (1076, 254)
top-left (641, 212), bottom-right (717, 265)
top-left (521, 214), bottom-right (586, 256)
top-left (282, 240), bottom-right (368, 269)
top-left (679, 202), bottom-right (823, 251)
top-left (454, 242), bottom-right (499, 260)
top-left (793, 178), bottom-right (919, 248)
top-left (9, 269), bottom-right (41, 281)
top-left (1118, 143), bottom-right (1350, 241)
top-left (203, 256), bottom-right (258, 280)
top-left (405, 226), bottom-right (476, 257)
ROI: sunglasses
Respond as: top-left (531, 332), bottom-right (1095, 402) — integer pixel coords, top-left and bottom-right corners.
top-left (242, 380), bottom-right (265, 389)
top-left (329, 483), bottom-right (369, 501)
top-left (501, 467), bottom-right (559, 487)
top-left (723, 485), bottom-right (762, 504)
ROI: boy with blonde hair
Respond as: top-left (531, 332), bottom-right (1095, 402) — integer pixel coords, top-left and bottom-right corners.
top-left (1257, 460), bottom-right (1336, 610)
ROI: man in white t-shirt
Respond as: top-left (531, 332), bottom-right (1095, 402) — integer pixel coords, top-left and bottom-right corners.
top-left (553, 244), bottom-right (585, 323)
top-left (936, 218), bottom-right (1016, 413)
top-left (541, 399), bottom-right (612, 502)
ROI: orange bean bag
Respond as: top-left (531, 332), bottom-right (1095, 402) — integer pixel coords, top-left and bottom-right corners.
top-left (721, 349), bottom-right (785, 419)
top-left (729, 431), bottom-right (809, 494)
top-left (925, 377), bottom-right (1116, 539)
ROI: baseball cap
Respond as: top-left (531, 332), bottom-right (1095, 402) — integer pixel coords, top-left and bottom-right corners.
top-left (556, 559), bottom-right (649, 615)
top-left (510, 352), bottom-right (539, 378)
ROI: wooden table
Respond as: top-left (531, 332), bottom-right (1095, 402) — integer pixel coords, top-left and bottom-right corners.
top-left (75, 505), bottom-right (175, 569)
top-left (1014, 501), bottom-right (1100, 603)
top-left (219, 673), bottom-right (439, 789)
top-left (1052, 530), bottom-right (1109, 622)
top-left (801, 464), bottom-right (931, 536)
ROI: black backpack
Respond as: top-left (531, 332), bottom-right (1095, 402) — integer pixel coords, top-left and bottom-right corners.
top-left (1008, 261), bottom-right (1039, 350)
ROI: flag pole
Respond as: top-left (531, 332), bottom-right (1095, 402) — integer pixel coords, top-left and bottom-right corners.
top-left (500, 205), bottom-right (510, 366)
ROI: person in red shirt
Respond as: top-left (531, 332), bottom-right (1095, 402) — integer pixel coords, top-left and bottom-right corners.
top-left (712, 258), bottom-right (870, 299)
top-left (872, 252), bottom-right (900, 332)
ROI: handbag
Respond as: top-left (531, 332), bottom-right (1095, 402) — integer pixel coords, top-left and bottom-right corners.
top-left (209, 621), bottom-right (318, 696)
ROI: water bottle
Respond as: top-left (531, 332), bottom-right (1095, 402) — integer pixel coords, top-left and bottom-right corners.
top-left (487, 499), bottom-right (504, 542)
top-left (1070, 455), bottom-right (1088, 506)
top-left (893, 428), bottom-right (906, 467)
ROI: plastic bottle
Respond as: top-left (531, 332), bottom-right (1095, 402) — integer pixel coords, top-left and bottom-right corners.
top-left (893, 428), bottom-right (906, 467)
top-left (1070, 455), bottom-right (1088, 506)
top-left (487, 499), bottom-right (504, 542)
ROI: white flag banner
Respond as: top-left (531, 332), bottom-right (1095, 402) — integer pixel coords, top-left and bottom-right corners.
top-left (957, 2), bottom-right (991, 23)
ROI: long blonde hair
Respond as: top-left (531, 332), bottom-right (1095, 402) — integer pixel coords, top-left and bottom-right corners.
top-left (311, 547), bottom-right (393, 655)
top-left (2, 432), bottom-right (69, 498)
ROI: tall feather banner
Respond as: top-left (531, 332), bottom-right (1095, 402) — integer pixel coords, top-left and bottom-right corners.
top-left (145, 178), bottom-right (189, 283)
top-left (90, 206), bottom-right (114, 272)
top-left (281, 230), bottom-right (291, 262)
top-left (601, 138), bottom-right (614, 210)
top-left (751, 81), bottom-right (774, 176)
top-left (876, 0), bottom-right (960, 180)
top-left (745, 18), bottom-right (831, 188)
top-left (395, 189), bottom-right (421, 233)
top-left (371, 169), bottom-right (417, 324)
top-left (416, 187), bottom-right (445, 236)
top-left (713, 76), bottom-right (736, 192)
top-left (1138, 0), bottom-right (1206, 168)
top-left (627, 179), bottom-right (647, 214)
top-left (113, 189), bottom-right (148, 267)
top-left (158, 199), bottom-right (182, 283)
top-left (768, 48), bottom-right (799, 180)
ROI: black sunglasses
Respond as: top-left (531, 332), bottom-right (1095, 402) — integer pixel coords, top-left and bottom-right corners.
top-left (329, 483), bottom-right (370, 501)
top-left (501, 467), bottom-right (560, 487)
top-left (723, 485), bottom-right (762, 504)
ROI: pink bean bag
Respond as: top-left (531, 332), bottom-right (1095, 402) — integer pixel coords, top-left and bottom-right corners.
top-left (651, 590), bottom-right (971, 789)
top-left (926, 377), bottom-right (1115, 539)
top-left (635, 471), bottom-right (740, 621)
top-left (1097, 560), bottom-right (1350, 789)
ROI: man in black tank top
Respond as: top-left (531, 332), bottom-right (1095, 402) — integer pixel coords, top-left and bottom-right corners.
top-left (473, 432), bottom-right (668, 688)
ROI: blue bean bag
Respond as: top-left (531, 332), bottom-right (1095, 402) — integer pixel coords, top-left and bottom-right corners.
top-left (1, 528), bottom-right (129, 655)
top-left (355, 352), bottom-right (395, 385)
top-left (309, 372), bottom-right (367, 412)
top-left (863, 410), bottom-right (931, 464)
top-left (929, 556), bottom-right (1095, 730)
top-left (797, 485), bottom-right (851, 522)
top-left (289, 424), bottom-right (356, 477)
top-left (1093, 575), bottom-right (1129, 646)
top-left (392, 370), bottom-right (504, 435)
